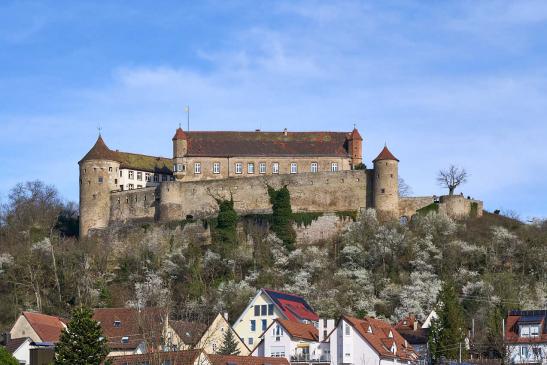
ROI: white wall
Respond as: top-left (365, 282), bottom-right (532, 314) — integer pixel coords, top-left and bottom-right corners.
top-left (118, 168), bottom-right (171, 191)
top-left (507, 343), bottom-right (547, 364)
top-left (13, 339), bottom-right (31, 365)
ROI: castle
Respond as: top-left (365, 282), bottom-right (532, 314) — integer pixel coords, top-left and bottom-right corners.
top-left (78, 127), bottom-right (483, 237)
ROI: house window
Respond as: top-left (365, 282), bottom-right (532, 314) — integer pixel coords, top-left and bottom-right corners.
top-left (311, 162), bottom-right (318, 173)
top-left (251, 320), bottom-right (256, 332)
top-left (235, 163), bottom-right (243, 174)
top-left (213, 162), bottom-right (220, 174)
top-left (194, 163), bottom-right (201, 174)
top-left (145, 173), bottom-right (151, 182)
top-left (521, 345), bottom-right (528, 358)
top-left (254, 305), bottom-right (260, 316)
top-left (212, 343), bottom-right (217, 352)
top-left (176, 164), bottom-right (183, 173)
top-left (137, 185), bottom-right (142, 189)
top-left (113, 320), bottom-right (121, 327)
top-left (345, 323), bottom-right (351, 336)
top-left (262, 319), bottom-right (267, 331)
top-left (119, 170), bottom-right (122, 177)
top-left (290, 163), bottom-right (298, 174)
top-left (109, 167), bottom-right (112, 172)
top-left (531, 325), bottom-right (539, 337)
top-left (248, 163), bottom-right (254, 174)
top-left (323, 330), bottom-right (328, 338)
top-left (128, 184), bottom-right (134, 190)
top-left (162, 175), bottom-right (167, 181)
top-left (248, 338), bottom-right (254, 345)
top-left (121, 336), bottom-right (129, 344)
top-left (272, 163), bottom-right (279, 174)
top-left (154, 174), bottom-right (159, 182)
top-left (331, 162), bottom-right (338, 172)
top-left (136, 172), bottom-right (142, 181)
top-left (273, 325), bottom-right (283, 336)
top-left (170, 175), bottom-right (175, 181)
top-left (271, 346), bottom-right (285, 357)
top-left (268, 304), bottom-right (274, 315)
top-left (259, 163), bottom-right (266, 174)
top-left (98, 177), bottom-right (103, 183)
top-left (129, 171), bottom-right (134, 179)
top-left (261, 304), bottom-right (267, 316)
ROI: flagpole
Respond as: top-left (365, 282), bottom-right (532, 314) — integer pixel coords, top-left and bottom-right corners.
top-left (186, 105), bottom-right (190, 131)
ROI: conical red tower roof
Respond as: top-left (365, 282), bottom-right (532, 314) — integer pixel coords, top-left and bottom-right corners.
top-left (350, 127), bottom-right (362, 140)
top-left (79, 135), bottom-right (119, 163)
top-left (373, 145), bottom-right (399, 163)
top-left (172, 127), bottom-right (187, 140)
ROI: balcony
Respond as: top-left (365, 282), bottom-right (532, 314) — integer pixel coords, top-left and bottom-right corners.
top-left (290, 354), bottom-right (330, 364)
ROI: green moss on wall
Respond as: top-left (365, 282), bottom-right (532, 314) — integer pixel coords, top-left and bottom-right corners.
top-left (336, 210), bottom-right (358, 221)
top-left (416, 203), bottom-right (439, 215)
top-left (470, 202), bottom-right (478, 218)
top-left (292, 212), bottom-right (323, 227)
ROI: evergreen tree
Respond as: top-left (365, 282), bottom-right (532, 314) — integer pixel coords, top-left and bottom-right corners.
top-left (428, 281), bottom-right (467, 363)
top-left (0, 346), bottom-right (19, 365)
top-left (216, 198), bottom-right (238, 245)
top-left (54, 306), bottom-right (109, 365)
top-left (268, 185), bottom-right (296, 250)
top-left (217, 327), bottom-right (240, 355)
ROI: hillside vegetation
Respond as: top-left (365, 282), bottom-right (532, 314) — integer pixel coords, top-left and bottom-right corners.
top-left (0, 180), bottom-right (545, 356)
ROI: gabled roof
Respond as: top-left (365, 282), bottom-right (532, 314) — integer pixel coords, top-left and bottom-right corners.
top-left (92, 307), bottom-right (166, 350)
top-left (207, 353), bottom-right (290, 365)
top-left (169, 320), bottom-right (208, 346)
top-left (276, 319), bottom-right (318, 341)
top-left (183, 131), bottom-right (353, 158)
top-left (505, 310), bottom-right (547, 344)
top-left (4, 337), bottom-right (31, 354)
top-left (106, 349), bottom-right (203, 365)
top-left (373, 145), bottom-right (399, 163)
top-left (21, 311), bottom-right (67, 342)
top-left (343, 315), bottom-right (417, 361)
top-left (262, 288), bottom-right (319, 322)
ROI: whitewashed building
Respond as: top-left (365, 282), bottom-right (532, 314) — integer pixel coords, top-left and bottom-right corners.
top-left (505, 310), bottom-right (546, 364)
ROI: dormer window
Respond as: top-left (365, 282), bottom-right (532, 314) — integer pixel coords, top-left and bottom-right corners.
top-left (121, 336), bottom-right (129, 344)
top-left (391, 343), bottom-right (397, 354)
top-left (113, 320), bottom-right (121, 327)
top-left (367, 325), bottom-right (373, 333)
top-left (388, 330), bottom-right (393, 338)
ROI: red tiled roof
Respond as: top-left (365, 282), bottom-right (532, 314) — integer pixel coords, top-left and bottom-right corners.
top-left (79, 135), bottom-right (119, 163)
top-left (351, 128), bottom-right (363, 141)
top-left (173, 127), bottom-right (187, 140)
top-left (207, 353), bottom-right (290, 365)
top-left (277, 319), bottom-right (318, 341)
top-left (505, 310), bottom-right (547, 344)
top-left (343, 315), bottom-right (418, 361)
top-left (169, 320), bottom-right (208, 346)
top-left (184, 131), bottom-right (353, 158)
top-left (22, 312), bottom-right (66, 342)
top-left (262, 289), bottom-right (319, 322)
top-left (373, 145), bottom-right (399, 163)
top-left (93, 308), bottom-right (166, 350)
top-left (4, 337), bottom-right (30, 354)
top-left (395, 316), bottom-right (421, 331)
top-left (106, 349), bottom-right (202, 365)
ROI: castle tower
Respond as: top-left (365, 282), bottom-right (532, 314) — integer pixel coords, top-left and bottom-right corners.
top-left (172, 127), bottom-right (187, 180)
top-left (78, 135), bottom-right (120, 237)
top-left (348, 127), bottom-right (363, 168)
top-left (372, 145), bottom-right (399, 220)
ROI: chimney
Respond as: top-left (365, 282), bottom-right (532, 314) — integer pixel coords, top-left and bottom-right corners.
top-left (223, 312), bottom-right (229, 321)
top-left (413, 319), bottom-right (418, 331)
top-left (0, 332), bottom-right (10, 346)
top-left (283, 128), bottom-right (288, 136)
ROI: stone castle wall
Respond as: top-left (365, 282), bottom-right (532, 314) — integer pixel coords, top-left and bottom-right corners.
top-left (399, 196), bottom-right (435, 218)
top-left (110, 187), bottom-right (158, 223)
top-left (439, 195), bottom-right (483, 218)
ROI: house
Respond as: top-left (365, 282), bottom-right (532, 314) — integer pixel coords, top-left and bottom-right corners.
top-left (395, 316), bottom-right (429, 365)
top-left (166, 313), bottom-right (250, 355)
top-left (9, 311), bottom-right (67, 343)
top-left (252, 318), bottom-right (332, 364)
top-left (328, 315), bottom-right (418, 365)
top-left (3, 337), bottom-right (32, 365)
top-left (106, 349), bottom-right (290, 365)
top-left (233, 289), bottom-right (319, 349)
top-left (505, 310), bottom-right (547, 364)
top-left (93, 307), bottom-right (166, 357)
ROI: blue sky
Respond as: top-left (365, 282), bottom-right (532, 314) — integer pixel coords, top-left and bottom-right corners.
top-left (1, 0), bottom-right (546, 220)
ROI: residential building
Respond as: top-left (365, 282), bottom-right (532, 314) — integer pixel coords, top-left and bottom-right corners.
top-left (505, 310), bottom-right (547, 364)
top-left (166, 313), bottom-right (250, 355)
top-left (253, 318), bottom-right (332, 364)
top-left (329, 315), bottom-right (418, 365)
top-left (9, 312), bottom-right (67, 343)
top-left (395, 316), bottom-right (430, 365)
top-left (233, 289), bottom-right (319, 349)
top-left (3, 337), bottom-right (32, 365)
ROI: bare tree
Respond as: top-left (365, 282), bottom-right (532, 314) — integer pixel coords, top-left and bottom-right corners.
top-left (437, 165), bottom-right (468, 195)
top-left (398, 177), bottom-right (413, 197)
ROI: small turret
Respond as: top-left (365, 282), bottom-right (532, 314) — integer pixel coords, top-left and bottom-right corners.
top-left (78, 135), bottom-right (120, 237)
top-left (172, 127), bottom-right (188, 180)
top-left (348, 127), bottom-right (363, 168)
top-left (372, 145), bottom-right (399, 220)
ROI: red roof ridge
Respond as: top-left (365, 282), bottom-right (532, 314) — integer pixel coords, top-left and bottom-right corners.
top-left (173, 127), bottom-right (187, 140)
top-left (373, 145), bottom-right (399, 163)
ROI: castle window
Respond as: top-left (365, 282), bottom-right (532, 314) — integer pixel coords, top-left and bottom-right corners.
top-left (290, 163), bottom-right (298, 174)
top-left (272, 162), bottom-right (279, 174)
top-left (235, 163), bottom-right (243, 174)
top-left (390, 174), bottom-right (393, 178)
top-left (170, 175), bottom-right (175, 181)
top-left (137, 172), bottom-right (142, 181)
top-left (145, 173), bottom-right (151, 182)
top-left (92, 194), bottom-right (96, 200)
top-left (154, 174), bottom-right (159, 182)
top-left (120, 170), bottom-right (123, 177)
top-left (129, 171), bottom-right (134, 180)
top-left (259, 162), bottom-right (266, 174)
top-left (98, 177), bottom-right (103, 183)
top-left (162, 175), bottom-right (168, 182)
top-left (115, 179), bottom-right (118, 184)
top-left (194, 163), bottom-right (201, 174)
top-left (331, 163), bottom-right (338, 172)
top-left (248, 163), bottom-right (254, 174)
top-left (128, 184), bottom-right (134, 190)
top-left (311, 162), bottom-right (318, 173)
top-left (381, 188), bottom-right (385, 193)
top-left (109, 167), bottom-right (112, 172)
top-left (84, 168), bottom-right (86, 173)
top-left (175, 164), bottom-right (182, 173)
top-left (213, 162), bottom-right (220, 174)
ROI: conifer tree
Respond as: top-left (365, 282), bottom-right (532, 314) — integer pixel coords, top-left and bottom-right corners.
top-left (428, 281), bottom-right (467, 363)
top-left (217, 327), bottom-right (240, 355)
top-left (54, 306), bottom-right (109, 365)
top-left (268, 185), bottom-right (296, 250)
top-left (0, 346), bottom-right (19, 365)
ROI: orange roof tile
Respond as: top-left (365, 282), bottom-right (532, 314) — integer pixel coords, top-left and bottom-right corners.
top-left (22, 311), bottom-right (66, 342)
top-left (173, 127), bottom-right (187, 140)
top-left (106, 349), bottom-right (202, 365)
top-left (373, 145), bottom-right (399, 163)
top-left (277, 319), bottom-right (318, 341)
top-left (207, 354), bottom-right (290, 365)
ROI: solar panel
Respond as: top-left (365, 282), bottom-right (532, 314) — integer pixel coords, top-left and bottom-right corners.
top-left (518, 315), bottom-right (543, 324)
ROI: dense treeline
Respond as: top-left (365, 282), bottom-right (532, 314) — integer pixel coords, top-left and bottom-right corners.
top-left (0, 180), bottom-right (545, 359)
